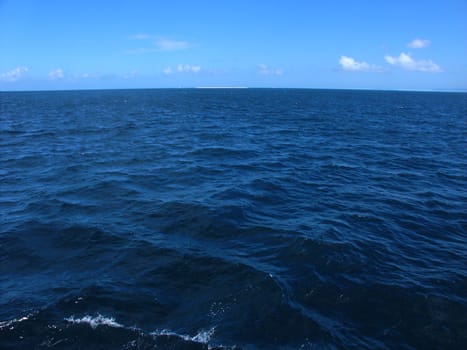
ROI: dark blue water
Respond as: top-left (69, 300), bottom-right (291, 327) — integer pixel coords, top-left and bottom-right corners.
top-left (1, 89), bottom-right (466, 349)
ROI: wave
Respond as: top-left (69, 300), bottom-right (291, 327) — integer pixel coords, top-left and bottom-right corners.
top-left (2, 89), bottom-right (466, 349)
top-left (64, 314), bottom-right (124, 329)
top-left (65, 314), bottom-right (217, 345)
top-left (1, 312), bottom-right (227, 349)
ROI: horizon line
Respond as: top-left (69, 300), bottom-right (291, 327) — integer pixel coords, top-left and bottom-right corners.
top-left (195, 86), bottom-right (249, 89)
top-left (1, 86), bottom-right (466, 93)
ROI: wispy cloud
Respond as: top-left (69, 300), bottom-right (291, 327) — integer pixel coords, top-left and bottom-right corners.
top-left (128, 33), bottom-right (152, 40)
top-left (163, 67), bottom-right (174, 75)
top-left (122, 70), bottom-right (138, 79)
top-left (48, 68), bottom-right (64, 80)
top-left (74, 72), bottom-right (102, 79)
top-left (258, 64), bottom-right (283, 76)
top-left (0, 66), bottom-right (29, 82)
top-left (339, 56), bottom-right (384, 72)
top-left (385, 52), bottom-right (441, 72)
top-left (407, 38), bottom-right (431, 49)
top-left (163, 64), bottom-right (201, 75)
top-left (124, 48), bottom-right (158, 55)
top-left (156, 38), bottom-right (190, 51)
top-left (126, 34), bottom-right (191, 54)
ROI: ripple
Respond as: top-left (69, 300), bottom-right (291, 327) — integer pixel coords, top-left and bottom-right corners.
top-left (1, 89), bottom-right (466, 349)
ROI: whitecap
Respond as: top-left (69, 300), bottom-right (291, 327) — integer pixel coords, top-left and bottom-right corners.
top-left (64, 314), bottom-right (215, 345)
top-left (0, 314), bottom-right (32, 329)
top-left (192, 327), bottom-right (216, 343)
top-left (151, 327), bottom-right (216, 344)
top-left (64, 314), bottom-right (123, 329)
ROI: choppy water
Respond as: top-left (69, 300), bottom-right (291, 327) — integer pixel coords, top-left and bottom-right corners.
top-left (1, 89), bottom-right (466, 349)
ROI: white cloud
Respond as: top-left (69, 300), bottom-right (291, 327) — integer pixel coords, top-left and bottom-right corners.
top-left (124, 48), bottom-right (158, 55)
top-left (384, 52), bottom-right (441, 72)
top-left (128, 33), bottom-right (151, 40)
top-left (126, 34), bottom-right (191, 53)
top-left (0, 66), bottom-right (29, 82)
top-left (258, 64), bottom-right (283, 76)
top-left (163, 67), bottom-right (173, 75)
top-left (156, 38), bottom-right (190, 51)
top-left (407, 38), bottom-right (431, 49)
top-left (48, 68), bottom-right (64, 80)
top-left (339, 56), bottom-right (384, 72)
top-left (177, 64), bottom-right (201, 73)
top-left (69, 72), bottom-right (110, 80)
top-left (76, 72), bottom-right (101, 79)
top-left (123, 70), bottom-right (138, 79)
top-left (164, 64), bottom-right (201, 75)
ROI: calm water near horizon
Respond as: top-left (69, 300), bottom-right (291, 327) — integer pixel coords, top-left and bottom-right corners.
top-left (1, 89), bottom-right (466, 349)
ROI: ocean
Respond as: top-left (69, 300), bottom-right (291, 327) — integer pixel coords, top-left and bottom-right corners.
top-left (1, 88), bottom-right (466, 349)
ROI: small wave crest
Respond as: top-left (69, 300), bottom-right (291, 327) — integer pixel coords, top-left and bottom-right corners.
top-left (152, 327), bottom-right (216, 344)
top-left (0, 314), bottom-right (33, 329)
top-left (64, 314), bottom-right (216, 345)
top-left (64, 314), bottom-right (123, 329)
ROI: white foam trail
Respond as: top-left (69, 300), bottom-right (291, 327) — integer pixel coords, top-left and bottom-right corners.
top-left (152, 327), bottom-right (215, 344)
top-left (65, 314), bottom-right (123, 329)
top-left (0, 314), bottom-right (32, 329)
top-left (192, 327), bottom-right (216, 343)
top-left (64, 314), bottom-right (215, 345)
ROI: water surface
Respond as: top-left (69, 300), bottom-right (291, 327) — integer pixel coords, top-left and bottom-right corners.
top-left (1, 89), bottom-right (466, 349)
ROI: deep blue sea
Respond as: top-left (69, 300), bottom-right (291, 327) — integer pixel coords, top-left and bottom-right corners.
top-left (1, 89), bottom-right (466, 349)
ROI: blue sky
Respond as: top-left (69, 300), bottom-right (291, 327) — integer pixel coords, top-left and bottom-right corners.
top-left (1, 0), bottom-right (466, 91)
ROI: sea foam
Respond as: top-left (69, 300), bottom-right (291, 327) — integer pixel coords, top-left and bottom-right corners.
top-left (65, 314), bottom-right (123, 329)
top-left (152, 327), bottom-right (216, 344)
